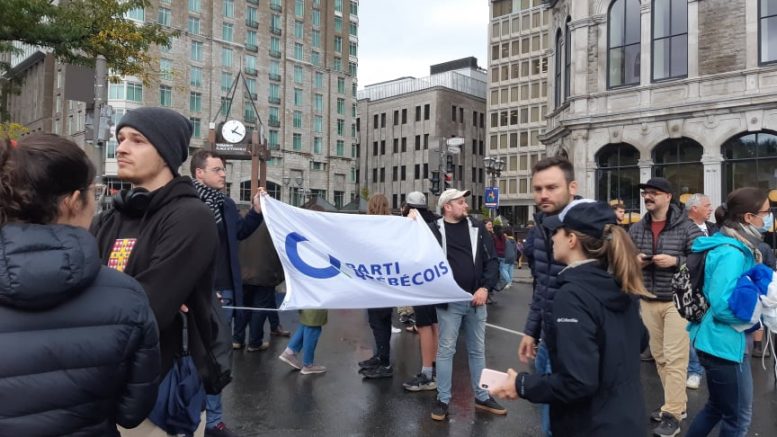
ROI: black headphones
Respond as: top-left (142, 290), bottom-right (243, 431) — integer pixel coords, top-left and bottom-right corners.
top-left (112, 187), bottom-right (152, 217)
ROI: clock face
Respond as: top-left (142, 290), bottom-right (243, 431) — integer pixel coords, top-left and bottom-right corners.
top-left (221, 120), bottom-right (247, 143)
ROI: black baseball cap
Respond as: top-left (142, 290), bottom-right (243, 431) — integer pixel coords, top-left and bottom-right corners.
top-left (639, 177), bottom-right (673, 194)
top-left (544, 199), bottom-right (618, 239)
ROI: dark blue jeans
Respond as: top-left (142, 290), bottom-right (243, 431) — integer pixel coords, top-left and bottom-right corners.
top-left (233, 285), bottom-right (280, 347)
top-left (686, 351), bottom-right (741, 437)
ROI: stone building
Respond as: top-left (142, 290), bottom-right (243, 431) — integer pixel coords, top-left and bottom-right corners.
top-left (356, 58), bottom-right (488, 211)
top-left (488, 0), bottom-right (552, 225)
top-left (542, 0), bottom-right (777, 213)
top-left (3, 0), bottom-right (360, 208)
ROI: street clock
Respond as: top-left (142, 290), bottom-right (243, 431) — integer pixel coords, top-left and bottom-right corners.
top-left (221, 119), bottom-right (247, 143)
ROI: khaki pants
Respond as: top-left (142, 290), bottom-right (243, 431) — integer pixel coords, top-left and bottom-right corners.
top-left (641, 300), bottom-right (689, 420)
top-left (119, 411), bottom-right (206, 437)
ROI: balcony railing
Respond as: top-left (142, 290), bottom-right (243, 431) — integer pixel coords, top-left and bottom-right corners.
top-left (268, 118), bottom-right (281, 127)
top-left (268, 72), bottom-right (281, 81)
top-left (245, 43), bottom-right (258, 53)
top-left (269, 49), bottom-right (281, 58)
top-left (268, 96), bottom-right (281, 105)
top-left (270, 3), bottom-right (282, 12)
top-left (270, 26), bottom-right (282, 36)
top-left (245, 19), bottom-right (258, 29)
top-left (246, 0), bottom-right (258, 5)
top-left (244, 67), bottom-right (257, 76)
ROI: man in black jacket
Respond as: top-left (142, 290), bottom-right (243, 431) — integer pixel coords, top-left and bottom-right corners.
top-left (91, 107), bottom-right (219, 435)
top-left (427, 189), bottom-right (504, 421)
top-left (191, 150), bottom-right (264, 437)
top-left (519, 156), bottom-right (578, 436)
top-left (629, 178), bottom-right (703, 437)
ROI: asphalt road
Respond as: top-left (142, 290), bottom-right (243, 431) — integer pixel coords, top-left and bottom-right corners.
top-left (221, 271), bottom-right (777, 436)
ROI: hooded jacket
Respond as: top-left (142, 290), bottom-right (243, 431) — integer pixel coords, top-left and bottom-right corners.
top-left (218, 197), bottom-right (263, 303)
top-left (629, 204), bottom-right (703, 300)
top-left (688, 234), bottom-right (756, 363)
top-left (91, 176), bottom-right (218, 383)
top-left (517, 261), bottom-right (648, 437)
top-left (0, 224), bottom-right (160, 436)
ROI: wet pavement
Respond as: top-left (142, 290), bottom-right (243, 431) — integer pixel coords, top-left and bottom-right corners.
top-left (222, 270), bottom-right (777, 436)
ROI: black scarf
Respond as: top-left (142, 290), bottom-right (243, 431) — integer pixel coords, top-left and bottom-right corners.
top-left (192, 179), bottom-right (225, 224)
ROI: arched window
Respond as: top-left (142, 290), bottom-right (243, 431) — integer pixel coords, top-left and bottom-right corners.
top-left (554, 29), bottom-right (564, 107)
top-left (652, 0), bottom-right (687, 81)
top-left (240, 180), bottom-right (281, 202)
top-left (564, 17), bottom-right (571, 100)
top-left (596, 143), bottom-right (640, 210)
top-left (721, 131), bottom-right (777, 193)
top-left (608, 0), bottom-right (641, 88)
top-left (652, 137), bottom-right (703, 196)
top-left (759, 0), bottom-right (777, 64)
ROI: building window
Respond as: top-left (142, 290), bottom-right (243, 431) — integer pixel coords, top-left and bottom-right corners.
top-left (222, 47), bottom-right (233, 66)
top-left (188, 16), bottom-right (200, 34)
top-left (223, 0), bottom-right (234, 17)
top-left (188, 0), bottom-right (200, 13)
top-left (337, 119), bottom-right (345, 136)
top-left (337, 77), bottom-right (346, 94)
top-left (158, 7), bottom-right (172, 26)
top-left (652, 0), bottom-right (687, 81)
top-left (424, 104), bottom-right (430, 120)
top-left (159, 85), bottom-right (172, 107)
top-left (126, 82), bottom-right (143, 102)
top-left (312, 9), bottom-right (320, 26)
top-left (295, 0), bottom-right (305, 17)
top-left (337, 98), bottom-right (345, 114)
top-left (760, 0), bottom-right (777, 64)
top-left (222, 23), bottom-right (233, 41)
top-left (124, 7), bottom-right (144, 21)
top-left (608, 0), bottom-right (641, 88)
top-left (314, 115), bottom-right (323, 133)
top-left (160, 59), bottom-right (173, 81)
top-left (191, 41), bottom-right (203, 61)
top-left (335, 36), bottom-right (343, 53)
top-left (335, 16), bottom-right (343, 32)
top-left (293, 133), bottom-right (302, 151)
top-left (293, 110), bottom-right (302, 128)
top-left (190, 67), bottom-right (202, 87)
top-left (554, 30), bottom-right (563, 107)
top-left (652, 137), bottom-right (703, 197)
top-left (314, 71), bottom-right (324, 88)
top-left (190, 92), bottom-right (202, 112)
top-left (294, 43), bottom-right (304, 60)
top-left (314, 94), bottom-right (323, 112)
top-left (722, 131), bottom-right (777, 193)
top-left (336, 140), bottom-right (344, 156)
top-left (314, 137), bottom-right (322, 154)
top-left (564, 17), bottom-right (571, 100)
top-left (595, 143), bottom-right (640, 211)
top-left (295, 21), bottom-right (304, 39)
top-left (294, 88), bottom-right (303, 106)
top-left (221, 72), bottom-right (233, 92)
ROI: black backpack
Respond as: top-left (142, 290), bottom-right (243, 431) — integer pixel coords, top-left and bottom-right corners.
top-left (671, 251), bottom-right (710, 323)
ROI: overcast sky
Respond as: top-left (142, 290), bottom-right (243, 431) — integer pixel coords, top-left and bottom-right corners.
top-left (357, 0), bottom-right (489, 88)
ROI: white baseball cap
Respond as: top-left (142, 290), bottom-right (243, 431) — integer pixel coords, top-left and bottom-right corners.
top-left (437, 188), bottom-right (471, 209)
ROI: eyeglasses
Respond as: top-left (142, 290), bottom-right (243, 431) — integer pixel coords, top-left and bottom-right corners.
top-left (640, 191), bottom-right (665, 198)
top-left (751, 209), bottom-right (771, 217)
top-left (205, 167), bottom-right (227, 174)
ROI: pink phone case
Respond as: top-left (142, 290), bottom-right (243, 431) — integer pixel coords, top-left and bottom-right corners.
top-left (479, 368), bottom-right (509, 389)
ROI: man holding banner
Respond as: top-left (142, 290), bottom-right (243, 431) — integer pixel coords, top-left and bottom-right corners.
top-left (428, 189), bottom-right (506, 421)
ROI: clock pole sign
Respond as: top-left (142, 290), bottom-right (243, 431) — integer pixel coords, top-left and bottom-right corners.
top-left (214, 119), bottom-right (252, 160)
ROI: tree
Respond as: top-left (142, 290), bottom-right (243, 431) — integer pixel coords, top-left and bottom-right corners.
top-left (0, 0), bottom-right (177, 117)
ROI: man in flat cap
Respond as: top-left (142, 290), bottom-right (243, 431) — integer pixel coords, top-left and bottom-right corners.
top-left (91, 107), bottom-right (221, 435)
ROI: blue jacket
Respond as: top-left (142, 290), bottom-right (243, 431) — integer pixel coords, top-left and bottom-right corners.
top-left (222, 198), bottom-right (263, 306)
top-left (688, 234), bottom-right (755, 363)
top-left (524, 212), bottom-right (568, 341)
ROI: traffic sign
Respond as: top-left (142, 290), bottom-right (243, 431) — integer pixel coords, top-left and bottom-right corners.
top-left (484, 187), bottom-right (499, 208)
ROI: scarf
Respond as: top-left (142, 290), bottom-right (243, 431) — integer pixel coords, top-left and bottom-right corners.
top-left (720, 223), bottom-right (763, 264)
top-left (192, 179), bottom-right (225, 224)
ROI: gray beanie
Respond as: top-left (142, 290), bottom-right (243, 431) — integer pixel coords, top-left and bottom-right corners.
top-left (116, 107), bottom-right (192, 176)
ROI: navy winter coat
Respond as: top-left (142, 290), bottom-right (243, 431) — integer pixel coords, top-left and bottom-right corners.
top-left (524, 212), bottom-right (567, 340)
top-left (221, 197), bottom-right (263, 305)
top-left (0, 224), bottom-right (160, 436)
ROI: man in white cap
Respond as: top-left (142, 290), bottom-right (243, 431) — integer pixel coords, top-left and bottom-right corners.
top-left (427, 189), bottom-right (504, 421)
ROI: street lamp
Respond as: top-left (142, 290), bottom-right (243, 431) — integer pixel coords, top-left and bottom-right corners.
top-left (282, 175), bottom-right (308, 206)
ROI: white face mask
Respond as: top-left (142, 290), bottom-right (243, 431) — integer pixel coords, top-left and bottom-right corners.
top-left (758, 212), bottom-right (774, 234)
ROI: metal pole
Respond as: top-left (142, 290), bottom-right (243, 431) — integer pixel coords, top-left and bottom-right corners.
top-left (93, 55), bottom-right (107, 181)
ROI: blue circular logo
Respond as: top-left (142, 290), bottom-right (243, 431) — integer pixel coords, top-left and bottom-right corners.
top-left (285, 232), bottom-right (341, 279)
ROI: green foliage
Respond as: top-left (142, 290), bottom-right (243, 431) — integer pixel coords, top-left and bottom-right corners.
top-left (0, 121), bottom-right (27, 139)
top-left (0, 0), bottom-right (177, 81)
top-left (360, 186), bottom-right (369, 200)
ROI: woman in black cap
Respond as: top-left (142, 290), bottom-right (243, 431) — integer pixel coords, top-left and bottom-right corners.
top-left (490, 199), bottom-right (650, 436)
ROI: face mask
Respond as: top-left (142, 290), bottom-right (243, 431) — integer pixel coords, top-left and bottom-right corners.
top-left (758, 212), bottom-right (774, 234)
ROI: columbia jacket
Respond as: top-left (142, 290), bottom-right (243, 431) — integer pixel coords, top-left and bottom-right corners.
top-left (517, 261), bottom-right (648, 436)
top-left (428, 216), bottom-right (499, 293)
top-left (688, 234), bottom-right (756, 363)
top-left (0, 224), bottom-right (160, 436)
top-left (629, 204), bottom-right (703, 300)
top-left (524, 211), bottom-right (567, 340)
top-left (91, 176), bottom-right (218, 383)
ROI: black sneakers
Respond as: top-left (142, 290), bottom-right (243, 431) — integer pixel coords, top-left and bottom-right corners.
top-left (652, 412), bottom-right (681, 437)
top-left (358, 356), bottom-right (382, 370)
top-left (403, 373), bottom-right (436, 391)
top-left (650, 408), bottom-right (686, 422)
top-left (361, 364), bottom-right (393, 379)
top-left (430, 400), bottom-right (449, 421)
top-left (474, 396), bottom-right (507, 416)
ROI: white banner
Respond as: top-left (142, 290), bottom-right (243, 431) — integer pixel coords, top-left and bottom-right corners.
top-left (260, 195), bottom-right (471, 310)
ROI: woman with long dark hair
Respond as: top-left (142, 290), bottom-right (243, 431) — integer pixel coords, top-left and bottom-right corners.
top-left (686, 187), bottom-right (771, 437)
top-left (491, 200), bottom-right (649, 436)
top-left (0, 134), bottom-right (160, 435)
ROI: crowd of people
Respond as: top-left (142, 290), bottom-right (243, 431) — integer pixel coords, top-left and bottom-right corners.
top-left (0, 105), bottom-right (775, 437)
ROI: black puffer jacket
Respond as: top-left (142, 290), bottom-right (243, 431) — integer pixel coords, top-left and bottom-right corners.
top-left (629, 204), bottom-right (703, 300)
top-left (517, 261), bottom-right (648, 436)
top-left (0, 224), bottom-right (160, 436)
top-left (524, 211), bottom-right (567, 340)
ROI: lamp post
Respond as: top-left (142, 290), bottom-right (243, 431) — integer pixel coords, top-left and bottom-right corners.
top-left (483, 155), bottom-right (506, 218)
top-left (282, 175), bottom-right (309, 206)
